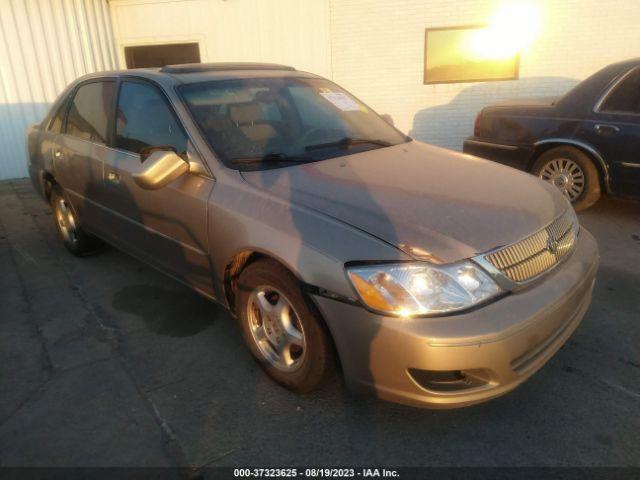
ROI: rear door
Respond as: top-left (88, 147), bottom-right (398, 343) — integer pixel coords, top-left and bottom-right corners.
top-left (36, 95), bottom-right (68, 181)
top-left (583, 67), bottom-right (640, 196)
top-left (53, 80), bottom-right (116, 231)
top-left (99, 78), bottom-right (215, 295)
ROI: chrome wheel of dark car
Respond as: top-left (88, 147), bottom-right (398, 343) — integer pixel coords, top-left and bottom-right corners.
top-left (246, 286), bottom-right (306, 372)
top-left (532, 146), bottom-right (601, 211)
top-left (538, 158), bottom-right (585, 201)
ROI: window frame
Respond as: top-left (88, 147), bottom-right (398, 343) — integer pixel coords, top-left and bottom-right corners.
top-left (423, 25), bottom-right (520, 85)
top-left (594, 66), bottom-right (640, 116)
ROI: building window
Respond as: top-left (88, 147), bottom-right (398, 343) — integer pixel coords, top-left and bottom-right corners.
top-left (424, 26), bottom-right (519, 85)
top-left (124, 43), bottom-right (200, 69)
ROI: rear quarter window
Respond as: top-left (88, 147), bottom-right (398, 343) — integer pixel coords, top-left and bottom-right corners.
top-left (47, 100), bottom-right (68, 134)
top-left (600, 68), bottom-right (640, 114)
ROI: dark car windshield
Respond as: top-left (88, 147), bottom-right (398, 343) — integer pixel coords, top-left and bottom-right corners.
top-left (179, 77), bottom-right (409, 169)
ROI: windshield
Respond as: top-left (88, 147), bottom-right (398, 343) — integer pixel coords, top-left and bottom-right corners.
top-left (179, 77), bottom-right (409, 169)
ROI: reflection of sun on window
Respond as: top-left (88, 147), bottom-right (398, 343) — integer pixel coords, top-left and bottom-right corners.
top-left (424, 3), bottom-right (540, 84)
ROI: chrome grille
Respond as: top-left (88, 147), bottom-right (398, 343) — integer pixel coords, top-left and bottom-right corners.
top-left (484, 209), bottom-right (578, 283)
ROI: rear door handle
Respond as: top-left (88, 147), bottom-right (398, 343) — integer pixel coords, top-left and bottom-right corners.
top-left (107, 171), bottom-right (120, 183)
top-left (595, 124), bottom-right (620, 135)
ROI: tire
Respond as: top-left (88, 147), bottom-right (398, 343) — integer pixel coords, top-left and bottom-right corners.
top-left (531, 146), bottom-right (601, 211)
top-left (236, 259), bottom-right (336, 393)
top-left (50, 184), bottom-right (102, 256)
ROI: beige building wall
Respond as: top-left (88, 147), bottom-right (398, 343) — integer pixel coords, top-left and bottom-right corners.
top-left (3, 0), bottom-right (640, 180)
top-left (330, 0), bottom-right (640, 150)
top-left (108, 0), bottom-right (332, 78)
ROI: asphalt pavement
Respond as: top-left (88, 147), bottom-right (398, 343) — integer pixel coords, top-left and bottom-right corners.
top-left (1, 179), bottom-right (638, 468)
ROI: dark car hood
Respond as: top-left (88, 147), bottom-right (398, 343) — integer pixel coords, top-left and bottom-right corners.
top-left (240, 141), bottom-right (567, 263)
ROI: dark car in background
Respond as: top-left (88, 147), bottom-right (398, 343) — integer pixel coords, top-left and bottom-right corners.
top-left (464, 58), bottom-right (640, 210)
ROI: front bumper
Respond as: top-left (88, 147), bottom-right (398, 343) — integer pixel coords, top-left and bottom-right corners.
top-left (463, 137), bottom-right (534, 171)
top-left (314, 229), bottom-right (599, 408)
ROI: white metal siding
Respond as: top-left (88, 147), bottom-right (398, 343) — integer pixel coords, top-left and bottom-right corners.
top-left (0, 0), bottom-right (117, 180)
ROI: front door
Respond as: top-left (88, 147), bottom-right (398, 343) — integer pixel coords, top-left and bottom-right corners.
top-left (99, 79), bottom-right (215, 296)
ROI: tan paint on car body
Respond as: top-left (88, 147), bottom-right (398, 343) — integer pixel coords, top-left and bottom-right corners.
top-left (27, 65), bottom-right (599, 408)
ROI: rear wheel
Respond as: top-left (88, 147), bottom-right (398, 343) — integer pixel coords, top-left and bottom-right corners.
top-left (532, 146), bottom-right (601, 211)
top-left (50, 185), bottom-right (102, 256)
top-left (236, 259), bottom-right (336, 392)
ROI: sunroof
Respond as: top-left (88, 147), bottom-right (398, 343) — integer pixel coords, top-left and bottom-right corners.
top-left (160, 63), bottom-right (296, 74)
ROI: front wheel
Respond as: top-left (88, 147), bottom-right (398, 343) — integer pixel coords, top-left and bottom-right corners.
top-left (236, 259), bottom-right (336, 392)
top-left (50, 185), bottom-right (102, 256)
top-left (531, 146), bottom-right (601, 211)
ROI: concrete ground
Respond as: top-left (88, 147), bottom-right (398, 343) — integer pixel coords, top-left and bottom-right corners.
top-left (0, 178), bottom-right (639, 468)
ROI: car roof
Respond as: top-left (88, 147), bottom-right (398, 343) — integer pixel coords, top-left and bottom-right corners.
top-left (77, 62), bottom-right (322, 87)
top-left (607, 57), bottom-right (640, 70)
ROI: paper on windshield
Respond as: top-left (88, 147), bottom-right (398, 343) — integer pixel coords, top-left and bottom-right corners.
top-left (319, 92), bottom-right (362, 112)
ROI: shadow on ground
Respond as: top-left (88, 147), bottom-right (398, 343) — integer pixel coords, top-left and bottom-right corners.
top-left (112, 284), bottom-right (220, 337)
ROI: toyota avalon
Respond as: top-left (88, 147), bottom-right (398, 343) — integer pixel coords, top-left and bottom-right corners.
top-left (26, 63), bottom-right (599, 408)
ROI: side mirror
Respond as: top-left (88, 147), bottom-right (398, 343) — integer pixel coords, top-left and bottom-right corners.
top-left (133, 150), bottom-right (189, 190)
top-left (381, 113), bottom-right (394, 126)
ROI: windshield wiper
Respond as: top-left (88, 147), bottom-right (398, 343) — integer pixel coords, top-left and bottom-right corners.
top-left (304, 137), bottom-right (392, 152)
top-left (230, 153), bottom-right (312, 165)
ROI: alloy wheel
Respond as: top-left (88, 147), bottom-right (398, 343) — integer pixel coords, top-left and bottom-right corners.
top-left (246, 286), bottom-right (306, 372)
top-left (538, 158), bottom-right (585, 202)
top-left (55, 197), bottom-right (79, 245)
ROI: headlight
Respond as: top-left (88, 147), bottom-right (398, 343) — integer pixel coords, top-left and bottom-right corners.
top-left (346, 261), bottom-right (503, 316)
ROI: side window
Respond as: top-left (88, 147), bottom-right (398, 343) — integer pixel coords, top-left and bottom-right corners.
top-left (600, 69), bottom-right (640, 114)
top-left (65, 81), bottom-right (115, 144)
top-left (48, 99), bottom-right (68, 134)
top-left (115, 81), bottom-right (188, 157)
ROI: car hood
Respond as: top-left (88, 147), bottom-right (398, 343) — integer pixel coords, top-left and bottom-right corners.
top-left (240, 141), bottom-right (567, 263)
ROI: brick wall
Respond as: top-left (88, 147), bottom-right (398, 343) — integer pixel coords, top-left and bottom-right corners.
top-left (329, 0), bottom-right (640, 150)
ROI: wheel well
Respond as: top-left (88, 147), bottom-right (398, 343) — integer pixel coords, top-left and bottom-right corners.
top-left (42, 171), bottom-right (57, 201)
top-left (223, 250), bottom-right (267, 314)
top-left (223, 250), bottom-right (342, 371)
top-left (527, 142), bottom-right (607, 190)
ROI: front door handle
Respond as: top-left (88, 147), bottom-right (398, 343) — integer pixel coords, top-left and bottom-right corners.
top-left (53, 149), bottom-right (63, 159)
top-left (107, 171), bottom-right (120, 183)
top-left (595, 124), bottom-right (620, 135)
